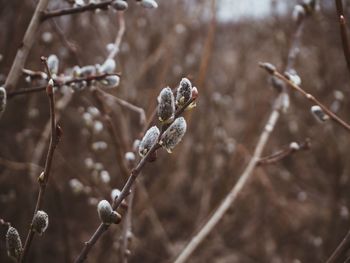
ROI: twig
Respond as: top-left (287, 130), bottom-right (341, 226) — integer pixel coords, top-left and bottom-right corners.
top-left (42, 1), bottom-right (113, 21)
top-left (4, 0), bottom-right (50, 91)
top-left (326, 227), bottom-right (350, 263)
top-left (20, 57), bottom-right (62, 262)
top-left (7, 73), bottom-right (120, 99)
top-left (260, 65), bottom-right (350, 133)
top-left (173, 95), bottom-right (283, 263)
top-left (74, 96), bottom-right (197, 263)
top-left (120, 187), bottom-right (134, 263)
top-left (257, 138), bottom-right (311, 166)
top-left (335, 0), bottom-right (350, 76)
top-left (108, 12), bottom-right (126, 60)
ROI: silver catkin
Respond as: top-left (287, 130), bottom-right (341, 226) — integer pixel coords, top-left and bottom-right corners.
top-left (47, 54), bottom-right (59, 75)
top-left (139, 126), bottom-right (160, 157)
top-left (6, 226), bottom-right (22, 261)
top-left (157, 87), bottom-right (175, 123)
top-left (160, 117), bottom-right (187, 153)
top-left (32, 210), bottom-right (49, 235)
top-left (97, 200), bottom-right (114, 225)
top-left (0, 87), bottom-right (6, 118)
top-left (176, 78), bottom-right (192, 107)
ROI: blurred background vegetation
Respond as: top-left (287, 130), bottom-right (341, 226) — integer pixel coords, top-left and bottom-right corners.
top-left (1, 0), bottom-right (350, 262)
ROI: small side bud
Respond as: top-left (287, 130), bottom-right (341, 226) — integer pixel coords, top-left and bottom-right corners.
top-left (159, 117), bottom-right (187, 153)
top-left (97, 200), bottom-right (117, 225)
top-left (111, 0), bottom-right (128, 11)
top-left (32, 210), bottom-right (49, 235)
top-left (157, 87), bottom-right (175, 123)
top-left (0, 86), bottom-right (7, 118)
top-left (6, 226), bottom-right (22, 261)
top-left (191, 86), bottom-right (199, 99)
top-left (47, 54), bottom-right (59, 75)
top-left (140, 0), bottom-right (158, 9)
top-left (176, 78), bottom-right (192, 107)
top-left (125, 152), bottom-right (136, 162)
top-left (284, 69), bottom-right (302, 86)
top-left (259, 62), bottom-right (276, 74)
top-left (311, 105), bottom-right (329, 122)
top-left (138, 126), bottom-right (160, 157)
top-left (99, 75), bottom-right (120, 88)
top-left (111, 188), bottom-right (121, 201)
top-left (110, 211), bottom-right (122, 224)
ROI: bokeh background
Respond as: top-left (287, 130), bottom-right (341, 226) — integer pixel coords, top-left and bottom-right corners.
top-left (1, 0), bottom-right (350, 262)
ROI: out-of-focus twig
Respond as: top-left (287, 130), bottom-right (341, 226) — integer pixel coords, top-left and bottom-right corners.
top-left (108, 12), bottom-right (126, 60)
top-left (335, 0), bottom-right (350, 76)
top-left (4, 0), bottom-right (50, 91)
top-left (20, 57), bottom-right (62, 262)
top-left (326, 227), bottom-right (350, 263)
top-left (260, 65), bottom-right (350, 133)
top-left (42, 1), bottom-right (113, 20)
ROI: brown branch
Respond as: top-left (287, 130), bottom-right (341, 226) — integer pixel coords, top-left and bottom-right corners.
top-left (257, 138), bottom-right (311, 166)
top-left (74, 96), bottom-right (197, 263)
top-left (42, 1), bottom-right (113, 21)
top-left (108, 12), bottom-right (126, 60)
top-left (4, 0), bottom-right (50, 91)
top-left (260, 64), bottom-right (350, 133)
top-left (326, 227), bottom-right (350, 263)
top-left (335, 0), bottom-right (350, 76)
top-left (7, 73), bottom-right (120, 99)
top-left (20, 57), bottom-right (62, 263)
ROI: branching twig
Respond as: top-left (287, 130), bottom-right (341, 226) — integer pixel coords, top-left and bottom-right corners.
top-left (20, 57), bottom-right (62, 263)
top-left (7, 73), bottom-right (120, 99)
top-left (257, 138), bottom-right (311, 166)
top-left (335, 0), bottom-right (350, 76)
top-left (260, 65), bottom-right (350, 132)
top-left (74, 96), bottom-right (197, 263)
top-left (42, 1), bottom-right (113, 21)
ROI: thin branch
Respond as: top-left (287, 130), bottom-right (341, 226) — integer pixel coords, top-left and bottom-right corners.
top-left (260, 65), bottom-right (350, 133)
top-left (326, 227), bottom-right (350, 263)
top-left (7, 73), bottom-right (120, 99)
top-left (42, 1), bottom-right (113, 21)
top-left (20, 57), bottom-right (62, 263)
top-left (4, 0), bottom-right (50, 91)
top-left (257, 138), bottom-right (311, 166)
top-left (74, 96), bottom-right (197, 263)
top-left (335, 0), bottom-right (350, 76)
top-left (108, 12), bottom-right (126, 60)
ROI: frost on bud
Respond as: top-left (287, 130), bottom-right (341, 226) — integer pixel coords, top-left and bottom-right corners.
top-left (47, 54), bottom-right (59, 75)
top-left (111, 0), bottom-right (128, 11)
top-left (97, 200), bottom-right (121, 224)
top-left (32, 210), bottom-right (49, 235)
top-left (176, 78), bottom-right (192, 107)
top-left (292, 5), bottom-right (306, 24)
top-left (99, 75), bottom-right (120, 88)
top-left (157, 87), bottom-right (175, 123)
top-left (6, 226), bottom-right (22, 261)
top-left (100, 58), bottom-right (116, 74)
top-left (0, 86), bottom-right (7, 118)
top-left (159, 117), bottom-right (187, 153)
top-left (140, 0), bottom-right (158, 9)
top-left (311, 105), bottom-right (329, 122)
top-left (139, 126), bottom-right (160, 157)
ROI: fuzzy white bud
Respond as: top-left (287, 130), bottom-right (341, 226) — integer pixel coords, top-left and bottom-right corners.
top-left (125, 151), bottom-right (136, 162)
top-left (0, 87), bottom-right (7, 118)
top-left (292, 5), bottom-right (306, 24)
top-left (97, 200), bottom-right (121, 224)
top-left (6, 226), bottom-right (22, 261)
top-left (285, 69), bottom-right (302, 86)
top-left (111, 188), bottom-right (121, 201)
top-left (69, 178), bottom-right (84, 194)
top-left (157, 87), bottom-right (175, 123)
top-left (80, 65), bottom-right (96, 77)
top-left (289, 142), bottom-right (300, 150)
top-left (176, 78), bottom-right (192, 107)
top-left (100, 58), bottom-right (116, 74)
top-left (99, 75), bottom-right (120, 88)
top-left (47, 54), bottom-right (59, 75)
top-left (160, 117), bottom-right (187, 153)
top-left (140, 0), bottom-right (158, 9)
top-left (311, 105), bottom-right (329, 122)
top-left (111, 0), bottom-right (128, 11)
top-left (139, 126), bottom-right (160, 157)
top-left (32, 210), bottom-right (49, 235)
